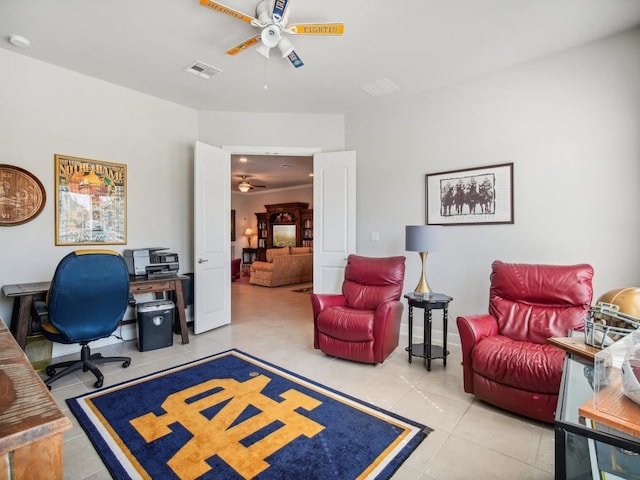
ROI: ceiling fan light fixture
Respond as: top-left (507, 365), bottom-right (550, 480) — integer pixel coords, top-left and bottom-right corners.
top-left (278, 37), bottom-right (294, 58)
top-left (238, 180), bottom-right (251, 192)
top-left (255, 0), bottom-right (271, 25)
top-left (261, 24), bottom-right (281, 48)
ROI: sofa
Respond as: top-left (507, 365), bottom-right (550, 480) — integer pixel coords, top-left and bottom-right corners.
top-left (249, 247), bottom-right (313, 287)
top-left (456, 260), bottom-right (594, 423)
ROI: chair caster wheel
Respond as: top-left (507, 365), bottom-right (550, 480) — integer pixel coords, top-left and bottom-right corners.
top-left (46, 366), bottom-right (56, 376)
top-left (94, 379), bottom-right (103, 388)
top-left (123, 360), bottom-right (131, 368)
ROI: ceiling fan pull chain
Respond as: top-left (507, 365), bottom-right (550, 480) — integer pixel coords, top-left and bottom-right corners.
top-left (263, 54), bottom-right (268, 90)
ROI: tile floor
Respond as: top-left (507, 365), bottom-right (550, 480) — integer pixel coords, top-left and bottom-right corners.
top-left (44, 282), bottom-right (555, 479)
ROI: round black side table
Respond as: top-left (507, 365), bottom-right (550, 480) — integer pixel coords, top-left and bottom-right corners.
top-left (404, 292), bottom-right (453, 371)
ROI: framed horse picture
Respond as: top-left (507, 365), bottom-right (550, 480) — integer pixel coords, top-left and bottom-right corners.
top-left (425, 163), bottom-right (513, 226)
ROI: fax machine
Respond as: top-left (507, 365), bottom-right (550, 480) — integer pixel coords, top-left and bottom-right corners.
top-left (124, 248), bottom-right (179, 279)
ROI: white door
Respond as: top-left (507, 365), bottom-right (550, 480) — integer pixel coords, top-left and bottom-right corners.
top-left (193, 141), bottom-right (231, 333)
top-left (313, 151), bottom-right (357, 293)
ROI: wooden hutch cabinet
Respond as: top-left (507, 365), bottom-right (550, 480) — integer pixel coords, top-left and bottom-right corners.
top-left (255, 202), bottom-right (313, 261)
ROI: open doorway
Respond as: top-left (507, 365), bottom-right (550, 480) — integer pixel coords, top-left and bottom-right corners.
top-left (193, 144), bottom-right (356, 333)
top-left (229, 150), bottom-right (316, 288)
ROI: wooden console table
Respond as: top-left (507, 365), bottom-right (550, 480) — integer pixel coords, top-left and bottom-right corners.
top-left (0, 318), bottom-right (72, 479)
top-left (547, 336), bottom-right (601, 361)
top-left (2, 275), bottom-right (190, 351)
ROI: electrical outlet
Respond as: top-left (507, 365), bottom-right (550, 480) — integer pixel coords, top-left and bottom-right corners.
top-left (370, 232), bottom-right (380, 242)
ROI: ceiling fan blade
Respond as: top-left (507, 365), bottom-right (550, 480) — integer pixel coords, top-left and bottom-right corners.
top-left (286, 50), bottom-right (304, 68)
top-left (272, 0), bottom-right (292, 22)
top-left (226, 35), bottom-right (261, 56)
top-left (199, 0), bottom-right (258, 25)
top-left (287, 23), bottom-right (344, 35)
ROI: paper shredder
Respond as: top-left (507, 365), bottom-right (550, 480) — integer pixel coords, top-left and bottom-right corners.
top-left (136, 300), bottom-right (174, 352)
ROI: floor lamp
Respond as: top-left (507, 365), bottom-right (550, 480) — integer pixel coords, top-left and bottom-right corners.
top-left (405, 225), bottom-right (441, 296)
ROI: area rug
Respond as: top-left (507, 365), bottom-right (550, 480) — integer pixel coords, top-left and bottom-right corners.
top-left (67, 349), bottom-right (431, 480)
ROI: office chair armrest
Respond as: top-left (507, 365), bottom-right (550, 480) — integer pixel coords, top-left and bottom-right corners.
top-left (33, 300), bottom-right (48, 318)
top-left (31, 300), bottom-right (49, 336)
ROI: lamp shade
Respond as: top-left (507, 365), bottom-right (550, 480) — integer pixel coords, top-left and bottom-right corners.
top-left (405, 225), bottom-right (441, 295)
top-left (244, 227), bottom-right (254, 247)
top-left (405, 225), bottom-right (441, 252)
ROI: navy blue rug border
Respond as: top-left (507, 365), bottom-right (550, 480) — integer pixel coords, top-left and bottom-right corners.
top-left (67, 348), bottom-right (432, 479)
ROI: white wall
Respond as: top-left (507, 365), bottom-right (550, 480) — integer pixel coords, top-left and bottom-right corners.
top-left (198, 111), bottom-right (345, 152)
top-left (0, 48), bottom-right (198, 334)
top-left (346, 28), bottom-right (640, 334)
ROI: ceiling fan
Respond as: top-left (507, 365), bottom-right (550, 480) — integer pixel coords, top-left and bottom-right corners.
top-left (199, 0), bottom-right (344, 68)
top-left (237, 175), bottom-right (266, 192)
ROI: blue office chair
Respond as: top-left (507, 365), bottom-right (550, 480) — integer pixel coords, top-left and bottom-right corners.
top-left (35, 249), bottom-right (132, 389)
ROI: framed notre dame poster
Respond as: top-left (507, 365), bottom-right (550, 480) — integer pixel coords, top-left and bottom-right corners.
top-left (0, 164), bottom-right (46, 226)
top-left (54, 154), bottom-right (127, 245)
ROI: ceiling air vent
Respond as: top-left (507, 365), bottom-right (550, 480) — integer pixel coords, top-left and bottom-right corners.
top-left (183, 61), bottom-right (222, 79)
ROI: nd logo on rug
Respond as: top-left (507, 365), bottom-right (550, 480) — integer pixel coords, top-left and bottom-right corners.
top-left (130, 374), bottom-right (325, 479)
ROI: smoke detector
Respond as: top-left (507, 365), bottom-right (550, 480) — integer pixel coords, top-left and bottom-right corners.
top-left (9, 34), bottom-right (30, 49)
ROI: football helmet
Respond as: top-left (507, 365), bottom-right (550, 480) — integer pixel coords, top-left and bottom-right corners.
top-left (585, 287), bottom-right (640, 348)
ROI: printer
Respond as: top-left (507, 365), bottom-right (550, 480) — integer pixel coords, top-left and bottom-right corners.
top-left (123, 248), bottom-right (179, 279)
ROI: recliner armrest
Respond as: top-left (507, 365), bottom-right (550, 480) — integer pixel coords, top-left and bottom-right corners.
top-left (457, 314), bottom-right (499, 342)
top-left (310, 293), bottom-right (346, 349)
top-left (310, 294), bottom-right (345, 318)
top-left (372, 300), bottom-right (404, 361)
top-left (456, 314), bottom-right (499, 394)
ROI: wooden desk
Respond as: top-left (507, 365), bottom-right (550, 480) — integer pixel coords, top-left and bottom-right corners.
top-left (0, 318), bottom-right (72, 479)
top-left (130, 275), bottom-right (190, 345)
top-left (2, 275), bottom-right (190, 350)
top-left (1, 282), bottom-right (49, 353)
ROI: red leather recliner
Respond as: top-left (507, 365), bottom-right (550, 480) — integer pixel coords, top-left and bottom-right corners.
top-left (310, 255), bottom-right (406, 364)
top-left (456, 260), bottom-right (594, 423)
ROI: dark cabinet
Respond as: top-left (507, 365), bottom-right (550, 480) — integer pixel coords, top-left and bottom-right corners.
top-left (255, 202), bottom-right (313, 261)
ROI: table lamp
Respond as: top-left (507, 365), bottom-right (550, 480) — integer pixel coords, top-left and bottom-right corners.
top-left (405, 225), bottom-right (441, 296)
top-left (244, 227), bottom-right (254, 247)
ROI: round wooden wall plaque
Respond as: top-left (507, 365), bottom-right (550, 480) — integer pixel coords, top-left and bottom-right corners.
top-left (0, 164), bottom-right (46, 226)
